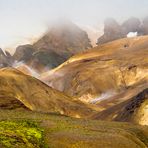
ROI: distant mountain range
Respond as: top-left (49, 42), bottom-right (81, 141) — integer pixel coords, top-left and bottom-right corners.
top-left (97, 17), bottom-right (148, 45)
top-left (1, 17), bottom-right (148, 73)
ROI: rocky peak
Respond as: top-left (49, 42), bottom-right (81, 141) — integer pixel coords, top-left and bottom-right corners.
top-left (0, 48), bottom-right (13, 68)
top-left (97, 17), bottom-right (143, 45)
top-left (33, 20), bottom-right (92, 57)
top-left (13, 44), bottom-right (35, 62)
top-left (13, 21), bottom-right (92, 72)
top-left (122, 17), bottom-right (141, 35)
top-left (141, 16), bottom-right (148, 35)
top-left (97, 18), bottom-right (124, 45)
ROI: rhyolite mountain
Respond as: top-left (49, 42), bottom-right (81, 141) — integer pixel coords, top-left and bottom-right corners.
top-left (41, 36), bottom-right (148, 102)
top-left (0, 67), bottom-right (147, 147)
top-left (40, 36), bottom-right (148, 125)
top-left (13, 21), bottom-right (92, 72)
top-left (1, 36), bottom-right (148, 147)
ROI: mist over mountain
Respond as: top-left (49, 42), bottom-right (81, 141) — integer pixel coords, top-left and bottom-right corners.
top-left (1, 16), bottom-right (148, 73)
top-left (12, 20), bottom-right (92, 72)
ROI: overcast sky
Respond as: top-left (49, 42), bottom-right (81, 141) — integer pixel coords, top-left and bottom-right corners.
top-left (0, 0), bottom-right (148, 52)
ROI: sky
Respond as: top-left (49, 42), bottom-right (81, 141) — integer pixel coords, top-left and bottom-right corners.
top-left (0, 0), bottom-right (148, 53)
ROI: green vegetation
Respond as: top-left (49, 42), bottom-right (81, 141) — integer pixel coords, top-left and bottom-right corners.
top-left (0, 120), bottom-right (45, 148)
top-left (0, 109), bottom-right (148, 148)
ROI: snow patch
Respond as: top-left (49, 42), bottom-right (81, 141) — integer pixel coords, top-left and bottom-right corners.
top-left (127, 32), bottom-right (138, 38)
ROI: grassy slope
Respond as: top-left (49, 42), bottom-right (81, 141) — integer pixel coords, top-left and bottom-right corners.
top-left (0, 109), bottom-right (148, 148)
top-left (0, 120), bottom-right (45, 148)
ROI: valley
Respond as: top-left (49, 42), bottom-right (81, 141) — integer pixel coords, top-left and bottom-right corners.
top-left (0, 14), bottom-right (148, 148)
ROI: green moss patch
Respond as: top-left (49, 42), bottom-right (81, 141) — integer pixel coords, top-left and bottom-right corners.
top-left (0, 120), bottom-right (45, 148)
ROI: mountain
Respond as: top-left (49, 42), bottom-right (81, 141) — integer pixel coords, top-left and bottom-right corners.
top-left (97, 18), bottom-right (124, 45)
top-left (33, 20), bottom-right (92, 57)
top-left (41, 36), bottom-right (148, 103)
top-left (0, 67), bottom-right (95, 118)
top-left (1, 36), bottom-right (148, 147)
top-left (13, 21), bottom-right (92, 72)
top-left (0, 48), bottom-right (13, 68)
top-left (1, 68), bottom-right (148, 146)
top-left (121, 17), bottom-right (141, 35)
top-left (13, 44), bottom-right (35, 62)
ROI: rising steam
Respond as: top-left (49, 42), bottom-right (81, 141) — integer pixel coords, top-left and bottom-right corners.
top-left (12, 61), bottom-right (40, 78)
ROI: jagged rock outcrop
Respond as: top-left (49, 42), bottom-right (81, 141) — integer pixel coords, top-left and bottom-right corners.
top-left (13, 21), bottom-right (92, 72)
top-left (115, 88), bottom-right (148, 125)
top-left (13, 45), bottom-right (65, 72)
top-left (122, 17), bottom-right (141, 35)
top-left (13, 44), bottom-right (35, 62)
top-left (34, 20), bottom-right (92, 57)
top-left (97, 17), bottom-right (148, 45)
top-left (97, 18), bottom-right (124, 45)
top-left (0, 48), bottom-right (13, 68)
top-left (141, 16), bottom-right (148, 35)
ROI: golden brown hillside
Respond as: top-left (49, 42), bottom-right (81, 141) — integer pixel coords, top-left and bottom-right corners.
top-left (40, 36), bottom-right (148, 125)
top-left (0, 68), bottom-right (95, 118)
top-left (41, 36), bottom-right (148, 103)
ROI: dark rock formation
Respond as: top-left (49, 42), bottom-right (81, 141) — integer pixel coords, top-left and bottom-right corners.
top-left (34, 20), bottom-right (92, 58)
top-left (0, 48), bottom-right (13, 68)
top-left (122, 17), bottom-right (141, 35)
top-left (13, 44), bottom-right (35, 62)
top-left (114, 88), bottom-right (148, 122)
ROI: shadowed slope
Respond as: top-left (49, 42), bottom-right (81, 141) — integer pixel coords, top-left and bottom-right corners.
top-left (92, 88), bottom-right (148, 125)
